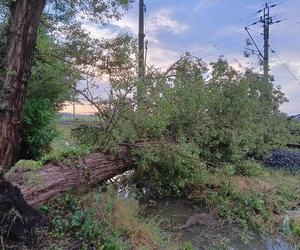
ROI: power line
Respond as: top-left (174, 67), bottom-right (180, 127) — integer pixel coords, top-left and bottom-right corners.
top-left (270, 46), bottom-right (300, 85)
top-left (271, 20), bottom-right (300, 32)
top-left (192, 2), bottom-right (299, 65)
top-left (191, 12), bottom-right (261, 56)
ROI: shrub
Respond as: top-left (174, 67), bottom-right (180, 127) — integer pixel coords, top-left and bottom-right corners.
top-left (235, 161), bottom-right (266, 177)
top-left (18, 28), bottom-right (79, 160)
top-left (19, 99), bottom-right (58, 160)
top-left (131, 142), bottom-right (208, 197)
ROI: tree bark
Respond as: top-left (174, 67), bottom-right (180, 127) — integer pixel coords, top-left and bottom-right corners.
top-left (0, 0), bottom-right (46, 171)
top-left (6, 146), bottom-right (134, 207)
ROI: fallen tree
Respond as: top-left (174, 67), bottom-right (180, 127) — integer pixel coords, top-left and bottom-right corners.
top-left (0, 146), bottom-right (133, 246)
top-left (5, 146), bottom-right (133, 207)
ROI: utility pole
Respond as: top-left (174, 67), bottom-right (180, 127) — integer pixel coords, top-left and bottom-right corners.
top-left (138, 0), bottom-right (146, 101)
top-left (73, 102), bottom-right (76, 119)
top-left (262, 3), bottom-right (270, 78)
top-left (138, 0), bottom-right (145, 79)
top-left (245, 2), bottom-right (284, 79)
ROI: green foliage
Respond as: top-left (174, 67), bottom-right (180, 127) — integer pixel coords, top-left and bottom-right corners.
top-left (207, 185), bottom-right (271, 234)
top-left (131, 142), bottom-right (208, 198)
top-left (198, 169), bottom-right (300, 236)
top-left (223, 164), bottom-right (236, 176)
top-left (290, 220), bottom-right (300, 237)
top-left (10, 159), bottom-right (43, 171)
top-left (179, 242), bottom-right (194, 250)
top-left (71, 124), bottom-right (106, 148)
top-left (86, 55), bottom-right (289, 162)
top-left (49, 186), bottom-right (167, 249)
top-left (288, 119), bottom-right (300, 144)
top-left (19, 28), bottom-right (80, 160)
top-left (235, 161), bottom-right (266, 177)
top-left (43, 145), bottom-right (91, 166)
top-left (72, 54), bottom-right (289, 197)
top-left (47, 0), bottom-right (133, 24)
top-left (20, 99), bottom-right (58, 159)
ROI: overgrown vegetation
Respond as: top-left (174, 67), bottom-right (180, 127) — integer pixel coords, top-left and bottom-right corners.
top-left (190, 168), bottom-right (300, 236)
top-left (41, 186), bottom-right (190, 250)
top-left (66, 54), bottom-right (300, 247)
top-left (1, 0), bottom-right (298, 247)
top-left (73, 54), bottom-right (290, 194)
top-left (19, 28), bottom-right (80, 160)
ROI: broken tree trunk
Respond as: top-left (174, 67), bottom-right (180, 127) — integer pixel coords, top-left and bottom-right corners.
top-left (6, 146), bottom-right (134, 207)
top-left (0, 175), bottom-right (45, 245)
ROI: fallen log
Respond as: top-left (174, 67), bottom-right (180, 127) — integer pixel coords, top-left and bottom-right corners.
top-left (5, 146), bottom-right (133, 207)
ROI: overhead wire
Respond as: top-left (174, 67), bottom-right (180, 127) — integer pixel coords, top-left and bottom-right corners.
top-left (191, 10), bottom-right (260, 56)
top-left (269, 45), bottom-right (300, 85)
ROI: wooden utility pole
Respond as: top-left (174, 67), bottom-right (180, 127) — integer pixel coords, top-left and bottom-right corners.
top-left (137, 0), bottom-right (146, 101)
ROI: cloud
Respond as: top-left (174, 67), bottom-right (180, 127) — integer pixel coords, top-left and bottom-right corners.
top-left (148, 9), bottom-right (189, 35)
top-left (195, 0), bottom-right (222, 12)
top-left (112, 8), bottom-right (189, 40)
top-left (81, 7), bottom-right (187, 69)
top-left (270, 53), bottom-right (300, 115)
top-left (147, 46), bottom-right (180, 69)
top-left (82, 23), bottom-right (118, 40)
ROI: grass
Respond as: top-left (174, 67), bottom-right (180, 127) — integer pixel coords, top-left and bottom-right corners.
top-left (50, 123), bottom-right (75, 154)
top-left (60, 114), bottom-right (100, 123)
top-left (186, 165), bottom-right (300, 246)
top-left (41, 186), bottom-right (191, 250)
top-left (8, 159), bottom-right (43, 173)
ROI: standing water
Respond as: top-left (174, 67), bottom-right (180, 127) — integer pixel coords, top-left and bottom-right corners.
top-left (145, 199), bottom-right (296, 250)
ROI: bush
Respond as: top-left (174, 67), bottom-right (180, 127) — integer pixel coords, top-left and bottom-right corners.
top-left (18, 27), bottom-right (79, 160)
top-left (131, 142), bottom-right (208, 197)
top-left (42, 145), bottom-right (91, 166)
top-left (235, 161), bottom-right (266, 177)
top-left (19, 99), bottom-right (58, 160)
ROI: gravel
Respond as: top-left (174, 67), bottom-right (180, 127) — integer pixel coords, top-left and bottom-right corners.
top-left (263, 149), bottom-right (300, 171)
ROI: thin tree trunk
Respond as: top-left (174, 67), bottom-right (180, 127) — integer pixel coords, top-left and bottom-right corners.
top-left (0, 0), bottom-right (46, 171)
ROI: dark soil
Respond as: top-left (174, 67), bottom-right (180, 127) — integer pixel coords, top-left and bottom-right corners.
top-left (0, 176), bottom-right (46, 246)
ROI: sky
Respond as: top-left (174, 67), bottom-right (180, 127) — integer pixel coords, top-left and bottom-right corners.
top-left (77, 0), bottom-right (300, 115)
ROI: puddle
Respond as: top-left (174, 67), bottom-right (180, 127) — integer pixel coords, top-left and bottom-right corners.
top-left (145, 199), bottom-right (296, 250)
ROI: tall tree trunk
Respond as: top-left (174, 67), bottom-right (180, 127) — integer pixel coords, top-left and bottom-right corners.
top-left (0, 0), bottom-right (46, 171)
